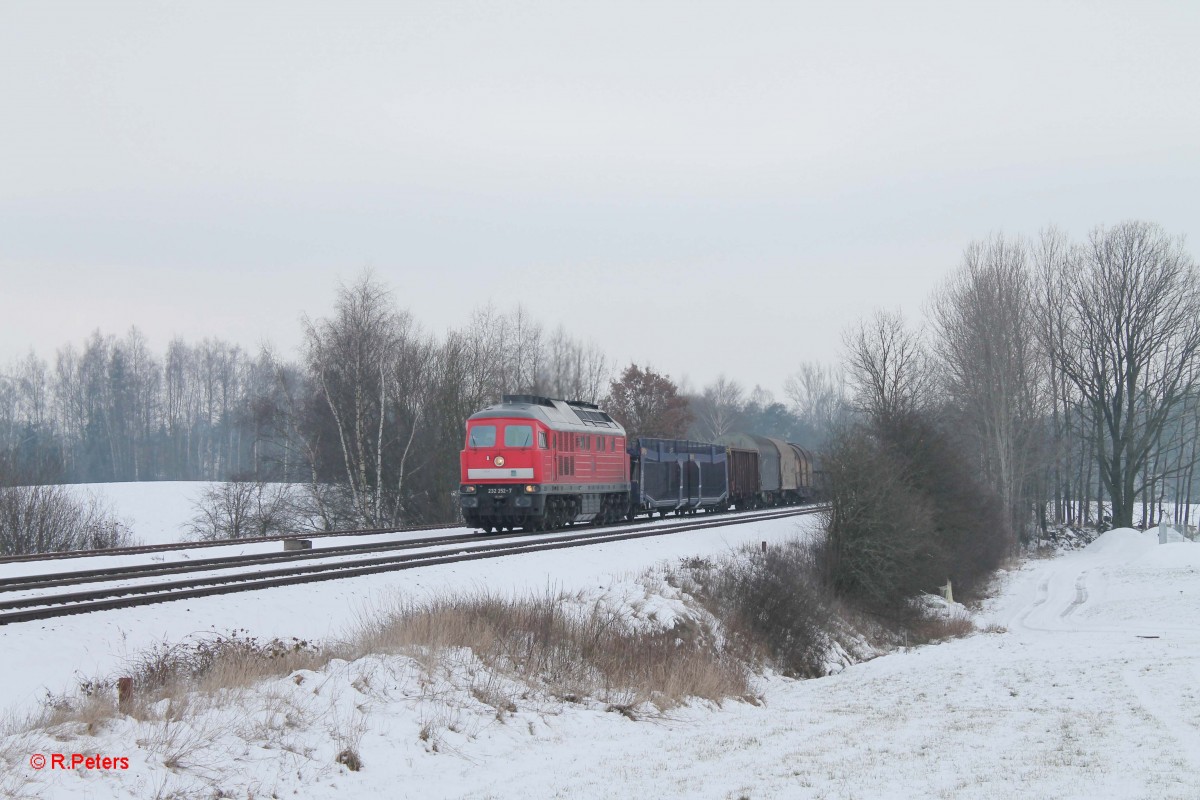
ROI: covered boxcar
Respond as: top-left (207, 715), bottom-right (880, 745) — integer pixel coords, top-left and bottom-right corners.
top-left (717, 433), bottom-right (816, 506)
top-left (726, 447), bottom-right (759, 509)
top-left (786, 443), bottom-right (816, 502)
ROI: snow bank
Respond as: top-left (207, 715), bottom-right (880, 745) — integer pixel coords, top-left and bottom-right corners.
top-left (1082, 527), bottom-right (1157, 559)
top-left (1133, 540), bottom-right (1200, 569)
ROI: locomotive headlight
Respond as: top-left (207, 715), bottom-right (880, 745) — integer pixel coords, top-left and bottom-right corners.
top-left (460, 485), bottom-right (476, 494)
top-left (524, 484), bottom-right (536, 493)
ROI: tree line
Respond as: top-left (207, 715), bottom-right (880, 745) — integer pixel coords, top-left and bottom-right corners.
top-left (0, 283), bottom-right (620, 532)
top-left (4, 219), bottom-right (1197, 550)
top-left (835, 221), bottom-right (1200, 561)
top-left (0, 268), bottom-right (827, 540)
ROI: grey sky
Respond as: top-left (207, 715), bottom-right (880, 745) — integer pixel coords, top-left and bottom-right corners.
top-left (2, 1), bottom-right (1197, 397)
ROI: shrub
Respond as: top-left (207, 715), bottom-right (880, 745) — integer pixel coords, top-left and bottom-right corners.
top-left (817, 425), bottom-right (937, 615)
top-left (683, 541), bottom-right (836, 678)
top-left (819, 412), bottom-right (1007, 619)
top-left (187, 480), bottom-right (303, 541)
top-left (0, 485), bottom-right (134, 555)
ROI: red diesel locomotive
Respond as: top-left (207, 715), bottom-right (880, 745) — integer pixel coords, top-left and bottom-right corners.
top-left (458, 395), bottom-right (632, 531)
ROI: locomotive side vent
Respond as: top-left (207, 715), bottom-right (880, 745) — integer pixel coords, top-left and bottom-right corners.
top-left (572, 408), bottom-right (618, 427)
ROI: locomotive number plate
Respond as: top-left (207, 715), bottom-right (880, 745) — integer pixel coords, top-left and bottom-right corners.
top-left (487, 487), bottom-right (512, 495)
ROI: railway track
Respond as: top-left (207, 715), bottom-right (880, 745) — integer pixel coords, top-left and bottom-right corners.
top-left (0, 521), bottom-right (460, 565)
top-left (0, 506), bottom-right (825, 626)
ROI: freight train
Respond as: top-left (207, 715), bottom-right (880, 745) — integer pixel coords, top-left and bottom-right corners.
top-left (457, 395), bottom-right (818, 532)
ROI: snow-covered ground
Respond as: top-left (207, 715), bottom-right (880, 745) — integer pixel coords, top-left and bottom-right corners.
top-left (3, 486), bottom-right (1199, 798)
top-left (0, 513), bottom-right (816, 717)
top-left (60, 481), bottom-right (221, 547)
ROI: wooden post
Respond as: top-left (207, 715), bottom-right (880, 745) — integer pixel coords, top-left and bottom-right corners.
top-left (940, 579), bottom-right (954, 604)
top-left (118, 677), bottom-right (133, 714)
top-left (761, 541), bottom-right (767, 553)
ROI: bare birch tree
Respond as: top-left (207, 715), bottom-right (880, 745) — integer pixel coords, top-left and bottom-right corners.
top-left (303, 272), bottom-right (400, 527)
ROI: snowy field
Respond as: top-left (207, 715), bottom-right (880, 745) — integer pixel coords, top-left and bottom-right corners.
top-left (2, 483), bottom-right (1199, 799)
top-left (60, 481), bottom-right (222, 547)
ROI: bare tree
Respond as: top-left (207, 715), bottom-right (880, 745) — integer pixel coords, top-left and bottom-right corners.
top-left (187, 480), bottom-right (300, 541)
top-left (386, 317), bottom-right (438, 524)
top-left (693, 375), bottom-right (744, 440)
top-left (460, 304), bottom-right (541, 404)
top-left (929, 234), bottom-right (1047, 548)
top-left (784, 362), bottom-right (848, 448)
top-left (303, 271), bottom-right (400, 527)
top-left (539, 326), bottom-right (611, 403)
top-left (842, 310), bottom-right (932, 423)
top-left (1037, 221), bottom-right (1200, 529)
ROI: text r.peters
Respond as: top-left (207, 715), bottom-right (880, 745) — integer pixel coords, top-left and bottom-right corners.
top-left (30, 753), bottom-right (130, 770)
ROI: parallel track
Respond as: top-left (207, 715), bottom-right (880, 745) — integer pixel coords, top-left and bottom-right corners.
top-left (0, 522), bottom-right (459, 565)
top-left (0, 506), bottom-right (824, 626)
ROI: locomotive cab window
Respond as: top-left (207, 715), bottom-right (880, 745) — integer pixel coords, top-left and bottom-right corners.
top-left (468, 425), bottom-right (496, 447)
top-left (504, 425), bottom-right (534, 447)
top-left (538, 431), bottom-right (547, 449)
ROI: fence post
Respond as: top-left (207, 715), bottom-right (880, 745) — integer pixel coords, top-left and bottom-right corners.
top-left (117, 677), bottom-right (133, 714)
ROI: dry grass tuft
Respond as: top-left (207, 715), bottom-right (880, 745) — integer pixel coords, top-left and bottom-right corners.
top-left (907, 611), bottom-right (976, 644)
top-left (350, 591), bottom-right (751, 710)
top-left (126, 629), bottom-right (325, 699)
top-left (335, 748), bottom-right (362, 771)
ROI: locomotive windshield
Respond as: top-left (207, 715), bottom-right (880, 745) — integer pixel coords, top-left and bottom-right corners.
top-left (468, 425), bottom-right (496, 447)
top-left (504, 424), bottom-right (534, 447)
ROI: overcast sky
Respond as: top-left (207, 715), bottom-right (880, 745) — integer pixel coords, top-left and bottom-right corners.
top-left (1, 1), bottom-right (1197, 397)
